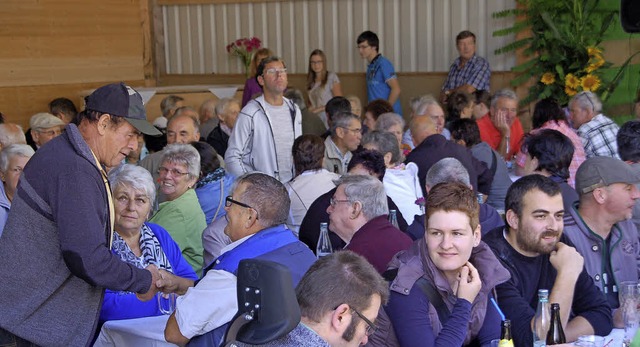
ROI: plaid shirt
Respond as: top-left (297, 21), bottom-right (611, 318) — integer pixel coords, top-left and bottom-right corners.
top-left (578, 113), bottom-right (620, 159)
top-left (515, 120), bottom-right (586, 188)
top-left (442, 54), bottom-right (491, 91)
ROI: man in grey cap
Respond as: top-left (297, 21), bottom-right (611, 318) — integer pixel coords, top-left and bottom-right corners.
top-left (29, 112), bottom-right (65, 150)
top-left (0, 82), bottom-right (164, 346)
top-left (563, 156), bottom-right (640, 328)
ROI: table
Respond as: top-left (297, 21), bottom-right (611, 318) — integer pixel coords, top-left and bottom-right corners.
top-left (93, 315), bottom-right (177, 347)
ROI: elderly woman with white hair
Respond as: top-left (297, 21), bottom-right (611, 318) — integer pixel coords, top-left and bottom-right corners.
top-left (100, 164), bottom-right (197, 322)
top-left (362, 130), bottom-right (423, 224)
top-left (149, 143), bottom-right (207, 275)
top-left (376, 112), bottom-right (412, 156)
top-left (0, 144), bottom-right (34, 234)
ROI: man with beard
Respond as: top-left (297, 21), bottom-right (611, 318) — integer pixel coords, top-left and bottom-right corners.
top-left (483, 174), bottom-right (612, 346)
top-left (563, 157), bottom-right (640, 328)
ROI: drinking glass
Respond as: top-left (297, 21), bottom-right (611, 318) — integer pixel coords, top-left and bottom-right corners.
top-left (576, 335), bottom-right (605, 347)
top-left (157, 292), bottom-right (177, 315)
top-left (620, 281), bottom-right (640, 344)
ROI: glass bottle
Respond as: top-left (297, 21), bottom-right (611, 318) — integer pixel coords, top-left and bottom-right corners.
top-left (533, 289), bottom-right (550, 347)
top-left (546, 303), bottom-right (566, 345)
top-left (388, 209), bottom-right (400, 229)
top-left (316, 222), bottom-right (333, 258)
top-left (499, 319), bottom-right (514, 347)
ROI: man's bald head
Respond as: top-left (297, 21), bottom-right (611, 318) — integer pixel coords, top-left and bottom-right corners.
top-left (0, 123), bottom-right (27, 150)
top-left (410, 115), bottom-right (437, 147)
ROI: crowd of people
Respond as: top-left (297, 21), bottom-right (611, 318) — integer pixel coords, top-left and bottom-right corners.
top-left (0, 28), bottom-right (639, 347)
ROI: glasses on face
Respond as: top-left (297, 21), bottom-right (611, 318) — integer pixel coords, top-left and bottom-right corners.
top-left (329, 197), bottom-right (351, 206)
top-left (225, 196), bottom-right (260, 219)
top-left (352, 308), bottom-right (377, 336)
top-left (340, 127), bottom-right (362, 135)
top-left (158, 167), bottom-right (189, 177)
top-left (37, 128), bottom-right (63, 137)
top-left (263, 68), bottom-right (287, 76)
top-left (357, 44), bottom-right (370, 50)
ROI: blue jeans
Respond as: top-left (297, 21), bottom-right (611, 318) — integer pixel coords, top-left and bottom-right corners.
top-left (0, 328), bottom-right (38, 347)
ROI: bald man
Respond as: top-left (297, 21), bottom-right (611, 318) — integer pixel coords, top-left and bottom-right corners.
top-left (0, 124), bottom-right (26, 151)
top-left (405, 106), bottom-right (492, 197)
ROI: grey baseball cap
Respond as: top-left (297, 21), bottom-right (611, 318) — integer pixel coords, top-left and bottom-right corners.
top-left (575, 156), bottom-right (640, 194)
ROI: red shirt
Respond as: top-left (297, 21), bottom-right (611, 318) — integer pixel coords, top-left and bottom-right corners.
top-left (476, 113), bottom-right (524, 158)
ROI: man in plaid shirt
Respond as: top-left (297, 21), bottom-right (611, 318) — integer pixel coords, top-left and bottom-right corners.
top-left (440, 30), bottom-right (491, 104)
top-left (569, 91), bottom-right (620, 159)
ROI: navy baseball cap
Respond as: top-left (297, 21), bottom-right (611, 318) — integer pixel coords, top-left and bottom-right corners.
top-left (84, 82), bottom-right (162, 136)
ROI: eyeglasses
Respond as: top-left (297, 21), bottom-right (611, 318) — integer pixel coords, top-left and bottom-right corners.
top-left (340, 127), bottom-right (362, 135)
top-left (357, 44), bottom-right (370, 49)
top-left (263, 68), bottom-right (287, 76)
top-left (329, 197), bottom-right (351, 206)
top-left (352, 308), bottom-right (377, 336)
top-left (37, 128), bottom-right (63, 137)
top-left (158, 167), bottom-right (189, 177)
top-left (225, 196), bottom-right (260, 219)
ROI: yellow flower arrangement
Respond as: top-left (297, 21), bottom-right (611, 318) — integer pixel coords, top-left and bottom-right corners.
top-left (565, 86), bottom-right (577, 97)
top-left (587, 46), bottom-right (602, 57)
top-left (565, 74), bottom-right (580, 89)
top-left (541, 72), bottom-right (555, 85)
top-left (580, 74), bottom-right (601, 92)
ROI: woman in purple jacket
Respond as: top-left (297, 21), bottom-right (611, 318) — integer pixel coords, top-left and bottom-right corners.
top-left (385, 182), bottom-right (510, 347)
top-left (241, 48), bottom-right (273, 107)
top-left (99, 164), bottom-right (197, 322)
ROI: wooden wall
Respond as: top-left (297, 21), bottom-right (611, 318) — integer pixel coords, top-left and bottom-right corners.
top-left (0, 0), bottom-right (149, 128)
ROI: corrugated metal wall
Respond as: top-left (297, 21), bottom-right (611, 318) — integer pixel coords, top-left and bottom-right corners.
top-left (160, 0), bottom-right (516, 74)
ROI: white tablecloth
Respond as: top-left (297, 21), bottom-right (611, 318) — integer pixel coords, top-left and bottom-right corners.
top-left (93, 315), bottom-right (177, 347)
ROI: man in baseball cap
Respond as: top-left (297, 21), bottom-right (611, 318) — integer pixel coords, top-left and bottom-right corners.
top-left (0, 82), bottom-right (164, 346)
top-left (84, 82), bottom-right (162, 136)
top-left (563, 156), bottom-right (640, 328)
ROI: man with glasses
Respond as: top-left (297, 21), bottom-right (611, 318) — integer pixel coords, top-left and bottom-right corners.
top-left (139, 111), bottom-right (201, 193)
top-left (357, 30), bottom-right (402, 115)
top-left (323, 111), bottom-right (362, 175)
top-left (569, 91), bottom-right (620, 159)
top-left (258, 251), bottom-right (388, 347)
top-left (326, 174), bottom-right (412, 274)
top-left (225, 56), bottom-right (302, 183)
top-left (29, 112), bottom-right (65, 150)
top-left (163, 172), bottom-right (315, 346)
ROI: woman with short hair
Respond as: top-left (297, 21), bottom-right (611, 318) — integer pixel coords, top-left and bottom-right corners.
top-left (0, 144), bottom-right (34, 234)
top-left (149, 144), bottom-right (207, 275)
top-left (100, 164), bottom-right (197, 322)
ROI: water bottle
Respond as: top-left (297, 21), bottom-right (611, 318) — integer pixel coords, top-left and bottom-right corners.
top-left (316, 222), bottom-right (333, 258)
top-left (533, 289), bottom-right (550, 347)
top-left (388, 209), bottom-right (400, 229)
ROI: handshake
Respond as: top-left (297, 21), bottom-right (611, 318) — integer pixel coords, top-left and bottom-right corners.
top-left (136, 264), bottom-right (196, 302)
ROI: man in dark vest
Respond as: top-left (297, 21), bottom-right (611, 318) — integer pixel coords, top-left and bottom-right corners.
top-left (163, 172), bottom-right (316, 346)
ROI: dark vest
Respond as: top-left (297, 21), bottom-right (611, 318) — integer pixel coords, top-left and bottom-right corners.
top-left (188, 225), bottom-right (316, 347)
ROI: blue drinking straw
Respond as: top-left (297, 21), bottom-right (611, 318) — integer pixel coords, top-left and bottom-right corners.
top-left (490, 297), bottom-right (506, 321)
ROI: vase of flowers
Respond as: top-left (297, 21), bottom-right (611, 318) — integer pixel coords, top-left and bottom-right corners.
top-left (226, 37), bottom-right (262, 78)
top-left (492, 0), bottom-right (636, 107)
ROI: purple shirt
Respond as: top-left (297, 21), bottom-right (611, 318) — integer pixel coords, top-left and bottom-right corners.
top-left (345, 215), bottom-right (412, 274)
top-left (241, 77), bottom-right (263, 107)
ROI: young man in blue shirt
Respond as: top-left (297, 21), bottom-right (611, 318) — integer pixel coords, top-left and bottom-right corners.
top-left (357, 31), bottom-right (402, 116)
